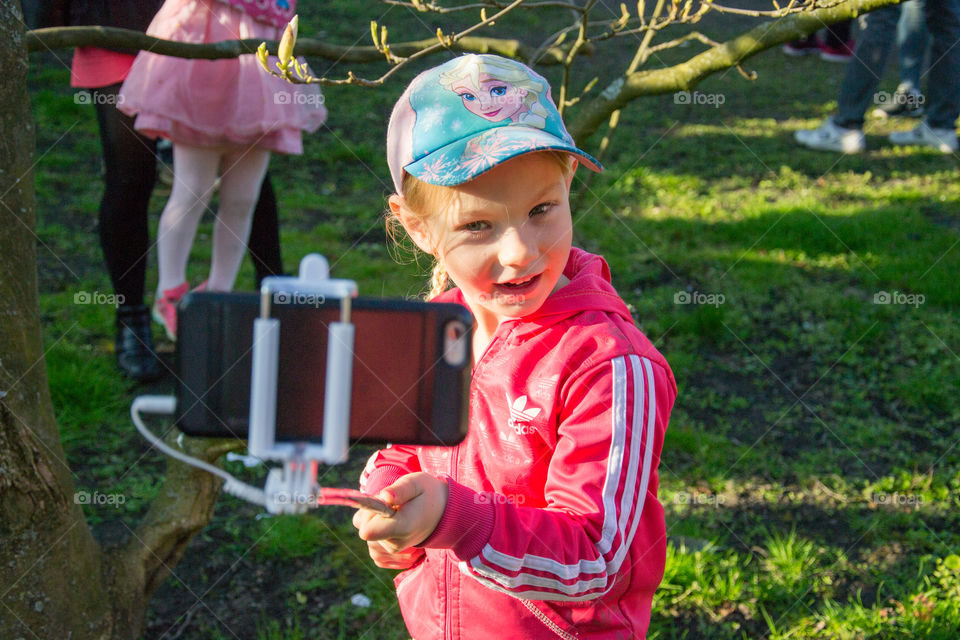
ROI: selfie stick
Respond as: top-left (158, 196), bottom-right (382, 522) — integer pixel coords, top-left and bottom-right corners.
top-left (248, 253), bottom-right (357, 465)
top-left (247, 254), bottom-right (358, 512)
top-left (131, 254), bottom-right (395, 517)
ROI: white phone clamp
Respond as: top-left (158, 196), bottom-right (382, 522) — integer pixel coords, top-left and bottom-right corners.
top-left (131, 255), bottom-right (392, 516)
top-left (249, 254), bottom-right (357, 513)
top-left (248, 253), bottom-right (357, 465)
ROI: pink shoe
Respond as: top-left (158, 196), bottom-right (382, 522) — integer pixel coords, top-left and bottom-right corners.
top-left (152, 281), bottom-right (189, 341)
top-left (191, 279), bottom-right (208, 293)
top-left (819, 40), bottom-right (855, 62)
top-left (782, 35), bottom-right (820, 56)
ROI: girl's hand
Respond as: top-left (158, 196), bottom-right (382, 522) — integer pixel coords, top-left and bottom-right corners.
top-left (365, 540), bottom-right (425, 569)
top-left (352, 472), bottom-right (448, 553)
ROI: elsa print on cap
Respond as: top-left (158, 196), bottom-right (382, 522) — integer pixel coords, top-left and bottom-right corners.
top-left (438, 55), bottom-right (550, 127)
top-left (386, 54), bottom-right (602, 192)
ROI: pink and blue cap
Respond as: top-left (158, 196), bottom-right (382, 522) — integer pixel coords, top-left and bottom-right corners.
top-left (387, 54), bottom-right (603, 194)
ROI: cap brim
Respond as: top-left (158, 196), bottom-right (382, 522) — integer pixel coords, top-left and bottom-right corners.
top-left (404, 125), bottom-right (603, 187)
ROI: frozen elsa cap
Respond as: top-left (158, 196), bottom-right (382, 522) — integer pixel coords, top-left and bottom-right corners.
top-left (387, 54), bottom-right (602, 194)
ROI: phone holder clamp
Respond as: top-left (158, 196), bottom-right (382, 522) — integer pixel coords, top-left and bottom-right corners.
top-left (131, 255), bottom-right (390, 516)
top-left (249, 253), bottom-right (358, 469)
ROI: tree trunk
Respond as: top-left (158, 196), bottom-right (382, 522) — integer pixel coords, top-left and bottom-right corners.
top-left (1, 5), bottom-right (238, 638)
top-left (0, 3), bottom-right (114, 638)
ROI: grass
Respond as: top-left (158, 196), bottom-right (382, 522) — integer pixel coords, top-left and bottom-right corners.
top-left (24, 1), bottom-right (960, 638)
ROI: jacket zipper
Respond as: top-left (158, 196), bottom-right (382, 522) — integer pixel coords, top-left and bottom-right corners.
top-left (445, 441), bottom-right (459, 639)
top-left (520, 600), bottom-right (580, 640)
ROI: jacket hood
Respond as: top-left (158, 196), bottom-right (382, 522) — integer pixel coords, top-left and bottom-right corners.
top-left (432, 247), bottom-right (635, 336)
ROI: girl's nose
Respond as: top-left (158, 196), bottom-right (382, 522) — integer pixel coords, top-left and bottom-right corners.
top-left (498, 227), bottom-right (537, 268)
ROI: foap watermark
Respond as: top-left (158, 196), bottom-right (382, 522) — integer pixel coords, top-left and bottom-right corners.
top-left (74, 290), bottom-right (125, 307)
top-left (477, 291), bottom-right (528, 305)
top-left (274, 491), bottom-right (320, 506)
top-left (273, 291), bottom-right (326, 307)
top-left (871, 492), bottom-right (925, 507)
top-left (274, 91), bottom-right (326, 107)
top-left (475, 493), bottom-right (526, 506)
top-left (874, 90), bottom-right (924, 109)
top-left (674, 91), bottom-right (725, 108)
top-left (74, 91), bottom-right (125, 106)
top-left (674, 290), bottom-right (725, 307)
top-left (873, 290), bottom-right (924, 308)
top-left (74, 490), bottom-right (126, 508)
top-left (674, 491), bottom-right (726, 507)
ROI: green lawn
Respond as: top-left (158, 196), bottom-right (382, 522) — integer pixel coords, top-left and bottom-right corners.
top-left (27, 2), bottom-right (960, 638)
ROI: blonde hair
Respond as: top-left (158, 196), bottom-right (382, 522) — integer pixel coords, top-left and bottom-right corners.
top-left (387, 151), bottom-right (576, 300)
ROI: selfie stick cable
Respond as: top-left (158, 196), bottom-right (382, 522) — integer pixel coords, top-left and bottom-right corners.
top-left (131, 395), bottom-right (268, 508)
top-left (129, 255), bottom-right (396, 516)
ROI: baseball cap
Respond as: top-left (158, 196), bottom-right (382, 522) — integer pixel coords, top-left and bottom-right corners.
top-left (387, 54), bottom-right (602, 194)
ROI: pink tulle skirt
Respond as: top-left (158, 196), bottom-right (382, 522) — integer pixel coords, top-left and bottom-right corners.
top-left (118, 0), bottom-right (326, 154)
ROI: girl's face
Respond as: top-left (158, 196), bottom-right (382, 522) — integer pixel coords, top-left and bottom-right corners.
top-left (399, 153), bottom-right (575, 336)
top-left (450, 73), bottom-right (529, 122)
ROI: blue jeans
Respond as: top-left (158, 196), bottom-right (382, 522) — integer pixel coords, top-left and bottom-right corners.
top-left (836, 0), bottom-right (959, 129)
top-left (897, 0), bottom-right (928, 91)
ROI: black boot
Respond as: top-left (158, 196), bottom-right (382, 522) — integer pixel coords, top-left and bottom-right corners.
top-left (115, 304), bottom-right (163, 382)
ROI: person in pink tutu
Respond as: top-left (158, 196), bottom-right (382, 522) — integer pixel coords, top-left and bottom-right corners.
top-left (118, 0), bottom-right (326, 340)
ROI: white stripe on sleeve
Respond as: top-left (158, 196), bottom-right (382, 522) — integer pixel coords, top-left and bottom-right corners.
top-left (466, 356), bottom-right (657, 599)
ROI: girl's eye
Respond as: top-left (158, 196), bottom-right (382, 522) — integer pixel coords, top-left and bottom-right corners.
top-left (490, 86), bottom-right (507, 97)
top-left (530, 203), bottom-right (553, 216)
top-left (462, 220), bottom-right (489, 233)
top-left (460, 92), bottom-right (476, 102)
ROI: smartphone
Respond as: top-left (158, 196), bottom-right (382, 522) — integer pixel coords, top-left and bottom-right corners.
top-left (174, 292), bottom-right (472, 446)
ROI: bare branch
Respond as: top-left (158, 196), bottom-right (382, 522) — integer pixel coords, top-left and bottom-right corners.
top-left (593, 0), bottom-right (666, 162)
top-left (558, 0), bottom-right (597, 115)
top-left (568, 0), bottom-right (907, 141)
top-left (707, 0), bottom-right (817, 16)
top-left (24, 24), bottom-right (575, 75)
top-left (383, 0), bottom-right (585, 11)
top-left (372, 0), bottom-right (529, 86)
top-left (645, 30), bottom-right (722, 56)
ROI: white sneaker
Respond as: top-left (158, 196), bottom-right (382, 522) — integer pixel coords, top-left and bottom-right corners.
top-left (888, 121), bottom-right (958, 153)
top-left (795, 117), bottom-right (865, 153)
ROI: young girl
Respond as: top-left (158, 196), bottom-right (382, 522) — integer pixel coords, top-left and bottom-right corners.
top-left (354, 54), bottom-right (677, 640)
top-left (118, 0), bottom-right (326, 339)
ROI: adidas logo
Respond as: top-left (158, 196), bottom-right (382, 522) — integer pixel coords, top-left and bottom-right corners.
top-left (507, 394), bottom-right (541, 435)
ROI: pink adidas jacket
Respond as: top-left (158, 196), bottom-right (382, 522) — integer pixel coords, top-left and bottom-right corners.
top-left (360, 248), bottom-right (677, 640)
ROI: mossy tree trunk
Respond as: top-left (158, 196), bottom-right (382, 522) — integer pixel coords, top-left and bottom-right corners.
top-left (0, 3), bottom-right (114, 637)
top-left (1, 6), bottom-right (238, 638)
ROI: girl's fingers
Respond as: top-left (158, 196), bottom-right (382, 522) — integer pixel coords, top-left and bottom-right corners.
top-left (367, 542), bottom-right (424, 569)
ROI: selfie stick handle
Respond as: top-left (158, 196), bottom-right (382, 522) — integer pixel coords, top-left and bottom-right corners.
top-left (322, 320), bottom-right (353, 464)
top-left (248, 317), bottom-right (280, 457)
top-left (248, 253), bottom-right (357, 467)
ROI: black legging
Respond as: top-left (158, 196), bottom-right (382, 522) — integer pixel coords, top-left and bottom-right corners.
top-left (91, 83), bottom-right (283, 306)
top-left (822, 20), bottom-right (853, 48)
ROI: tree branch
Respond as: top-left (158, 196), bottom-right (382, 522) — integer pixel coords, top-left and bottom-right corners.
top-left (568, 0), bottom-right (906, 142)
top-left (24, 25), bottom-right (575, 67)
top-left (383, 0), bottom-right (584, 11)
top-left (369, 0), bottom-right (529, 86)
top-left (104, 431), bottom-right (243, 638)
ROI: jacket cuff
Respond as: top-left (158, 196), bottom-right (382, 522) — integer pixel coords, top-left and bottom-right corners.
top-left (362, 465), bottom-right (409, 496)
top-left (418, 478), bottom-right (495, 561)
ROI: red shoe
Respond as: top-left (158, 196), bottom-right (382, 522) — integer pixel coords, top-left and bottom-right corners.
top-left (819, 40), bottom-right (855, 62)
top-left (151, 281), bottom-right (189, 341)
top-left (783, 35), bottom-right (820, 56)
